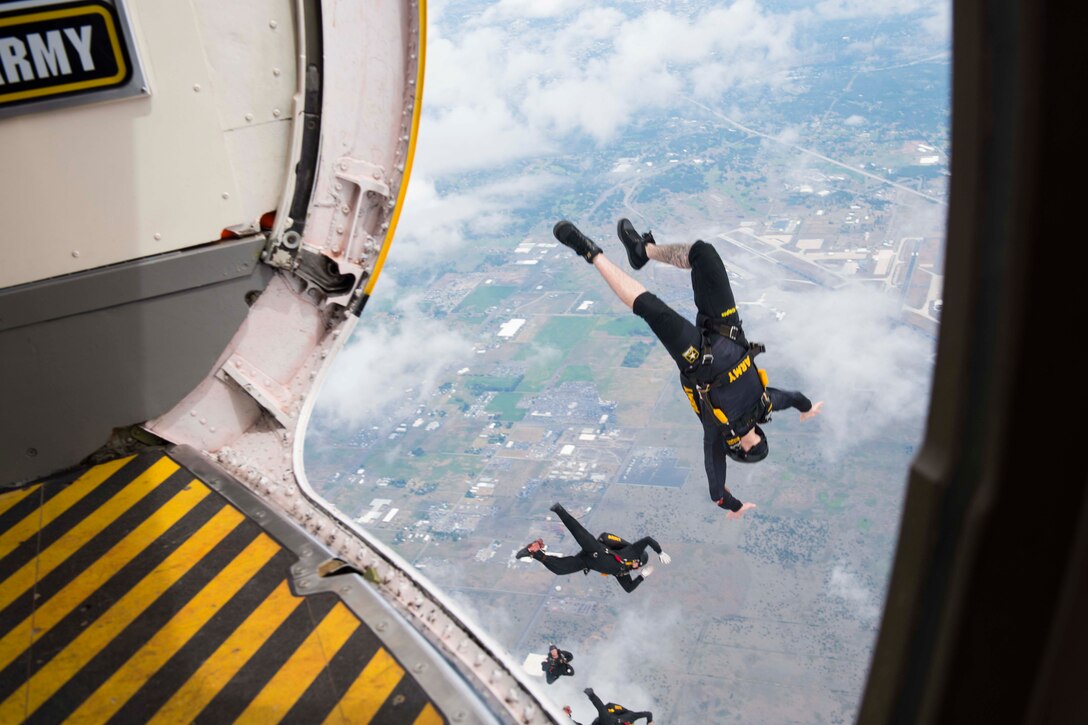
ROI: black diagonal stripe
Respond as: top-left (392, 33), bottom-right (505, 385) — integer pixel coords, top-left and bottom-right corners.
top-left (369, 666), bottom-right (442, 725)
top-left (0, 451), bottom-right (117, 524)
top-left (0, 492), bottom-right (227, 704)
top-left (0, 485), bottom-right (53, 541)
top-left (0, 453), bottom-right (168, 577)
top-left (0, 477), bottom-right (120, 582)
top-left (191, 591), bottom-right (341, 725)
top-left (0, 487), bottom-right (45, 539)
top-left (107, 549), bottom-right (295, 725)
top-left (0, 455), bottom-right (187, 580)
top-left (278, 649), bottom-right (340, 725)
top-left (0, 468), bottom-right (196, 638)
top-left (280, 619), bottom-right (386, 725)
top-left (25, 515), bottom-right (262, 725)
top-left (406, 701), bottom-right (448, 725)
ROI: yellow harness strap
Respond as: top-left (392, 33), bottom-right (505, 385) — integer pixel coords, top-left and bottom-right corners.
top-left (682, 386), bottom-right (700, 415)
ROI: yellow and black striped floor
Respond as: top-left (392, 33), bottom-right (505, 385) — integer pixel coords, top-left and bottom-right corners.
top-left (0, 450), bottom-right (448, 724)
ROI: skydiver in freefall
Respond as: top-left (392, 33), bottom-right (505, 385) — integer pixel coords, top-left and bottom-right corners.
top-left (553, 218), bottom-right (823, 519)
top-left (580, 688), bottom-right (654, 725)
top-left (542, 644), bottom-right (575, 684)
top-left (516, 503), bottom-right (670, 593)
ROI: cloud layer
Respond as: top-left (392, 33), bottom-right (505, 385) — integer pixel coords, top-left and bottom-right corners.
top-left (405, 0), bottom-right (950, 267)
top-left (420, 0), bottom-right (950, 172)
top-left (314, 281), bottom-right (474, 428)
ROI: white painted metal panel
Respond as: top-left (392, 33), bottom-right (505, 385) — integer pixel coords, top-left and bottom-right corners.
top-left (222, 121), bottom-right (294, 228)
top-left (191, 0), bottom-right (300, 229)
top-left (0, 0), bottom-right (299, 288)
top-left (190, 0), bottom-right (298, 132)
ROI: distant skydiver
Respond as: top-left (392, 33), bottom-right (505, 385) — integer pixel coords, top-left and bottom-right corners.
top-left (516, 503), bottom-right (670, 593)
top-left (581, 688), bottom-right (654, 725)
top-left (542, 644), bottom-right (575, 684)
top-left (553, 219), bottom-right (823, 518)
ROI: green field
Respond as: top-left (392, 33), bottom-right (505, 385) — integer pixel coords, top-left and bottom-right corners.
top-left (486, 392), bottom-right (527, 421)
top-left (601, 316), bottom-right (651, 337)
top-left (556, 364), bottom-right (593, 383)
top-left (512, 317), bottom-right (599, 391)
top-left (465, 374), bottom-right (523, 393)
top-left (454, 285), bottom-right (517, 312)
top-left (518, 362), bottom-right (558, 392)
top-left (537, 316), bottom-right (598, 351)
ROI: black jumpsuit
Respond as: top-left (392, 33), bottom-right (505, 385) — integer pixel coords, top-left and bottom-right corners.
top-left (631, 240), bottom-right (814, 511)
top-left (584, 689), bottom-right (653, 725)
top-left (528, 504), bottom-right (662, 593)
top-left (543, 648), bottom-right (574, 684)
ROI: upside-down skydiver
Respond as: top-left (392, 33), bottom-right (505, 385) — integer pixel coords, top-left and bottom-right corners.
top-left (516, 503), bottom-right (670, 593)
top-left (553, 218), bottom-right (823, 519)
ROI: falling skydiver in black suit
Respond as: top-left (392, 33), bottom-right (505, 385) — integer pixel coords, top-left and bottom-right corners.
top-left (541, 644), bottom-right (575, 684)
top-left (580, 688), bottom-right (654, 725)
top-left (516, 503), bottom-right (670, 593)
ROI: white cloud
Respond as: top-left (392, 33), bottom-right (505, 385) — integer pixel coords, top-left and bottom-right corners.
top-left (417, 100), bottom-right (556, 175)
top-left (773, 125), bottom-right (804, 146)
top-left (829, 563), bottom-right (880, 621)
top-left (421, 0), bottom-right (949, 166)
top-left (423, 30), bottom-right (510, 109)
top-left (392, 172), bottom-right (564, 267)
top-left (313, 286), bottom-right (474, 428)
top-left (425, 3), bottom-right (804, 149)
top-left (480, 0), bottom-right (584, 21)
top-left (558, 6), bottom-right (626, 41)
top-left (762, 283), bottom-right (934, 458)
top-left (519, 4), bottom-right (802, 142)
top-left (920, 2), bottom-right (952, 44)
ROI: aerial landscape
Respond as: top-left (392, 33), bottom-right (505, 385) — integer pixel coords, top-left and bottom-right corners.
top-left (304, 1), bottom-right (949, 722)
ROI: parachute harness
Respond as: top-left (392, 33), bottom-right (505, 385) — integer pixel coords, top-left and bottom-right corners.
top-left (683, 321), bottom-right (773, 456)
top-left (584, 533), bottom-right (642, 575)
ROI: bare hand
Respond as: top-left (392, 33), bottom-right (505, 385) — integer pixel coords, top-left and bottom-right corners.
top-left (726, 502), bottom-right (757, 519)
top-left (800, 401), bottom-right (824, 422)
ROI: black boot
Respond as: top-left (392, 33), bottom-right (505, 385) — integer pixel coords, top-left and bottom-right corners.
top-left (616, 218), bottom-right (655, 270)
top-left (553, 221), bottom-right (602, 263)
